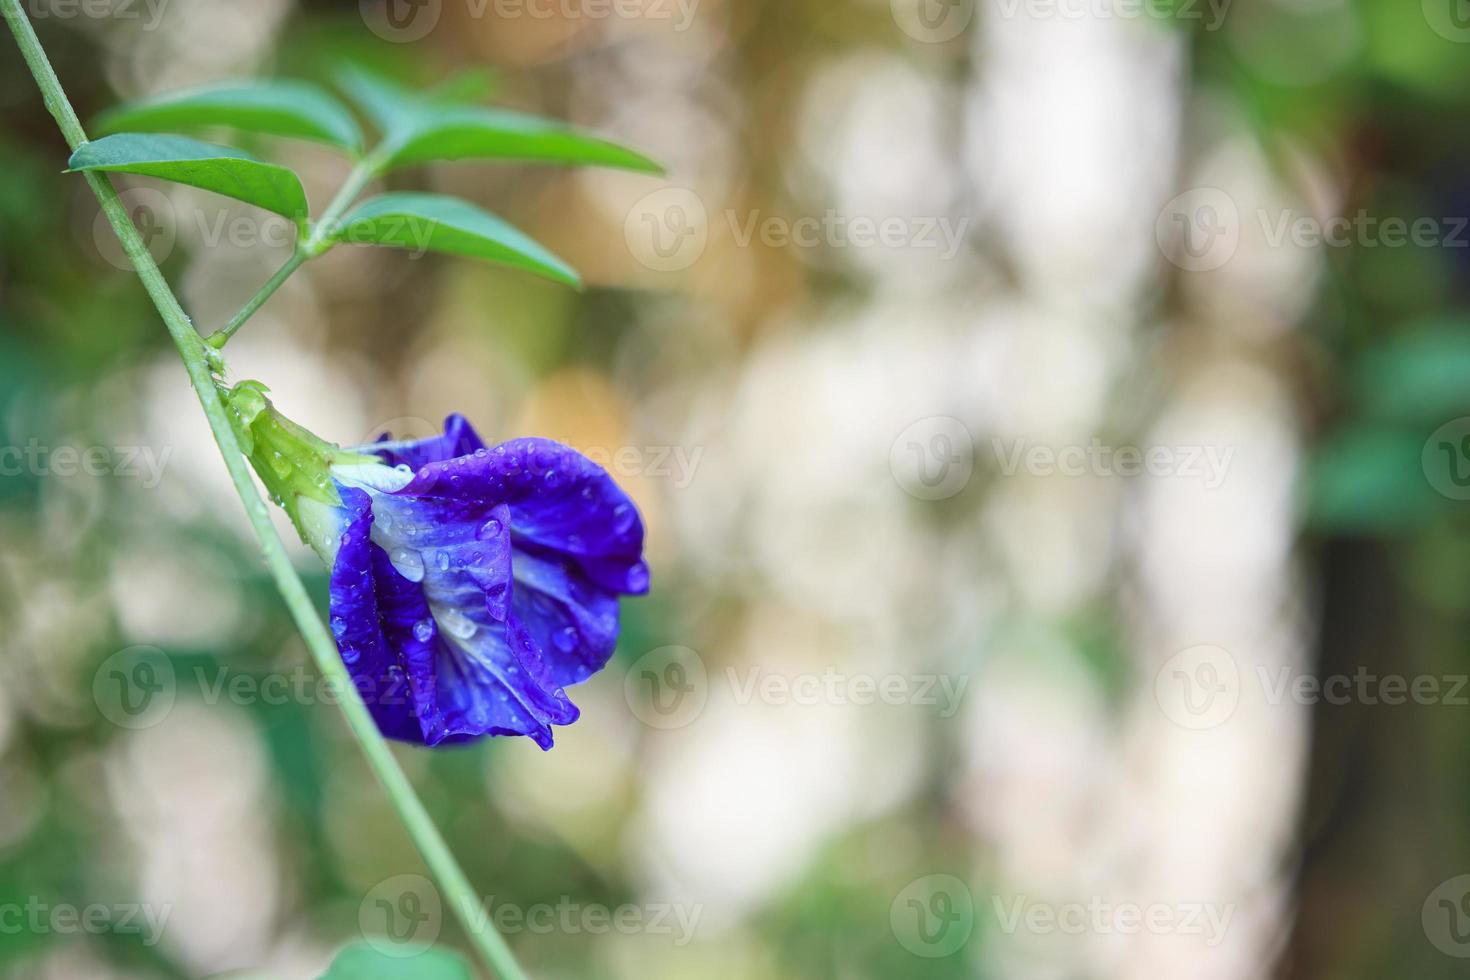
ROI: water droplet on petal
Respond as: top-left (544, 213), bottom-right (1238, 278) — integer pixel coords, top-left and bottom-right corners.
top-left (613, 503), bottom-right (635, 534)
top-left (437, 607), bottom-right (478, 640)
top-left (413, 619), bottom-right (434, 643)
top-left (554, 627), bottom-right (578, 653)
top-left (480, 518), bottom-right (502, 538)
top-left (390, 548), bottom-right (425, 583)
top-left (330, 616), bottom-right (347, 637)
top-left (436, 552), bottom-right (450, 572)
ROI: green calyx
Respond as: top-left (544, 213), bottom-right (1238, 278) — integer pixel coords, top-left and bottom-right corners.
top-left (223, 380), bottom-right (374, 536)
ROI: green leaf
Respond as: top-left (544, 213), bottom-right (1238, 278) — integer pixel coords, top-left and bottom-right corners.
top-left (383, 104), bottom-right (662, 174)
top-left (331, 192), bottom-right (579, 286)
top-left (94, 80), bottom-right (364, 152)
top-left (1354, 320), bottom-right (1470, 424)
top-left (68, 133), bottom-right (310, 227)
top-left (426, 67), bottom-right (500, 105)
top-left (317, 943), bottom-right (471, 980)
top-left (1305, 425), bottom-right (1441, 532)
top-left (336, 65), bottom-right (660, 175)
top-left (336, 64), bottom-right (418, 136)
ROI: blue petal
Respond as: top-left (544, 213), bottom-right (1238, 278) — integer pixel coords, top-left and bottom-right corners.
top-left (397, 437), bottom-right (648, 594)
top-left (327, 483), bottom-right (577, 748)
top-left (371, 414), bottom-right (486, 471)
top-left (510, 546), bottom-right (622, 687)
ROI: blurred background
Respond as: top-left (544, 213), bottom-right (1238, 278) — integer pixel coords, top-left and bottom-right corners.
top-left (3, 0), bottom-right (1470, 976)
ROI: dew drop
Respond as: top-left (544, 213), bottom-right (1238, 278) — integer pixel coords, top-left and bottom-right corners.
top-left (436, 552), bottom-right (450, 572)
top-left (390, 548), bottom-right (425, 583)
top-left (554, 627), bottom-right (578, 653)
top-left (437, 607), bottom-right (478, 640)
top-left (613, 503), bottom-right (635, 534)
top-left (480, 518), bottom-right (502, 538)
top-left (413, 619), bottom-right (434, 643)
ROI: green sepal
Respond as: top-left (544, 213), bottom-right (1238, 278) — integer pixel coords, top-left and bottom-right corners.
top-left (223, 380), bottom-right (372, 537)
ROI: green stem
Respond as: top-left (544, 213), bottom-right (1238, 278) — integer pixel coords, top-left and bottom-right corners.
top-left (209, 147), bottom-right (384, 348)
top-left (1, 7), bottom-right (529, 979)
top-left (303, 153), bottom-right (382, 257)
top-left (206, 248), bottom-right (307, 348)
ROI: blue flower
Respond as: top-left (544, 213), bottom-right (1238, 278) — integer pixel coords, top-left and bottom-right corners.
top-left (229, 386), bottom-right (648, 748)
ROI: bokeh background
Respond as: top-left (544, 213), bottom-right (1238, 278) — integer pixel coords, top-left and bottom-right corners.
top-left (3, 0), bottom-right (1470, 976)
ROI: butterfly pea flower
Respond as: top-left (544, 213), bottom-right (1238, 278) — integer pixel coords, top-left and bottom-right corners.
top-left (226, 382), bottom-right (648, 748)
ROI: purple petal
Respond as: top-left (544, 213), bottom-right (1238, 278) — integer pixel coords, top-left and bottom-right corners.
top-left (399, 437), bottom-right (648, 595)
top-left (372, 414), bottom-right (486, 471)
top-left (328, 486), bottom-right (577, 748)
top-left (511, 546), bottom-right (622, 687)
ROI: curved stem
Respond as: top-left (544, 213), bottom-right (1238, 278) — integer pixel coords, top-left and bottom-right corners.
top-left (1, 6), bottom-right (530, 979)
top-left (207, 248), bottom-right (307, 348)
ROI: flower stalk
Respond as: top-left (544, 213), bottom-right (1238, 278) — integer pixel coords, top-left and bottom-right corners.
top-left (0, 4), bottom-right (531, 978)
